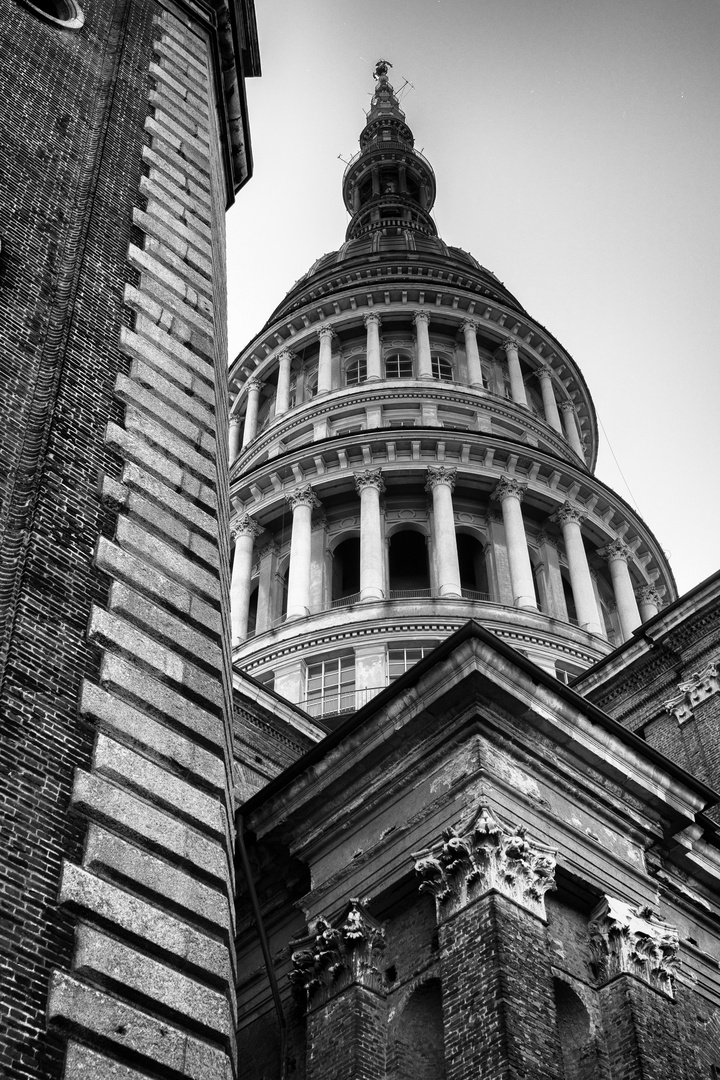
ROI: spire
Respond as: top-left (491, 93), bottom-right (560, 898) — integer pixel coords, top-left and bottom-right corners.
top-left (342, 60), bottom-right (437, 241)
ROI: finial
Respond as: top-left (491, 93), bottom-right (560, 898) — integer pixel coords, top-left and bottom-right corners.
top-left (373, 59), bottom-right (392, 82)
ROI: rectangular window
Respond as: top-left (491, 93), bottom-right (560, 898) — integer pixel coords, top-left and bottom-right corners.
top-left (388, 645), bottom-right (437, 681)
top-left (305, 656), bottom-right (355, 717)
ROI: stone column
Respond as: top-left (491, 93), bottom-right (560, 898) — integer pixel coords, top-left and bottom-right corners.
top-left (492, 477), bottom-right (537, 609)
top-left (461, 320), bottom-right (484, 388)
top-left (241, 377), bottom-right (263, 448)
top-left (255, 541), bottom-right (279, 634)
top-left (551, 503), bottom-right (602, 634)
top-left (501, 338), bottom-right (528, 406)
top-left (636, 584), bottom-right (662, 622)
top-left (535, 531), bottom-right (568, 621)
top-left (426, 466), bottom-right (461, 597)
top-left (600, 538), bottom-right (641, 640)
top-left (413, 310), bottom-right (433, 379)
top-left (228, 415), bottom-right (242, 463)
top-left (317, 323), bottom-right (334, 395)
top-left (355, 469), bottom-right (386, 602)
top-left (230, 514), bottom-right (263, 644)
top-left (274, 349), bottom-right (293, 417)
top-left (559, 400), bottom-right (584, 458)
top-left (535, 365), bottom-right (562, 433)
top-left (364, 312), bottom-right (382, 380)
top-left (415, 805), bottom-right (561, 1080)
top-left (285, 486), bottom-right (319, 620)
top-left (291, 901), bottom-right (387, 1080)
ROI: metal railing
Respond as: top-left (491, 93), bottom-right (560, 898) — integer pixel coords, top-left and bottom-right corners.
top-left (387, 588), bottom-right (432, 600)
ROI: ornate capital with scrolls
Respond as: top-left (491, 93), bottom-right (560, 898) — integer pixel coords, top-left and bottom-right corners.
top-left (425, 465), bottom-right (457, 493)
top-left (635, 585), bottom-right (662, 609)
top-left (412, 309), bottom-right (430, 327)
top-left (491, 476), bottom-right (527, 504)
top-left (558, 399), bottom-right (576, 415)
top-left (277, 349), bottom-right (294, 364)
top-left (289, 899), bottom-right (386, 1010)
top-left (551, 501), bottom-right (586, 528)
top-left (588, 896), bottom-right (679, 998)
top-left (663, 662), bottom-right (719, 724)
top-left (413, 805), bottom-right (556, 922)
top-left (355, 468), bottom-right (385, 495)
top-left (363, 311), bottom-right (382, 328)
top-left (535, 529), bottom-right (558, 550)
top-left (286, 485), bottom-right (321, 512)
top-left (246, 377), bottom-right (264, 395)
top-left (460, 319), bottom-right (478, 336)
top-left (229, 415), bottom-right (242, 429)
top-left (256, 539), bottom-right (280, 562)
top-left (318, 323), bottom-right (334, 340)
top-left (535, 363), bottom-right (554, 382)
top-left (230, 514), bottom-right (263, 543)
top-left (501, 337), bottom-right (520, 356)
top-left (601, 538), bottom-right (632, 564)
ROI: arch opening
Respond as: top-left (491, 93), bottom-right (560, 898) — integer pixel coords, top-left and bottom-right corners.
top-left (388, 530), bottom-right (430, 595)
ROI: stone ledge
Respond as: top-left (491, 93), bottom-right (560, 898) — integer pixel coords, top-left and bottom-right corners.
top-left (117, 379), bottom-right (216, 460)
top-left (105, 422), bottom-right (217, 511)
top-left (120, 325), bottom-right (214, 402)
top-left (125, 284), bottom-right (214, 361)
top-left (113, 518), bottom-right (220, 605)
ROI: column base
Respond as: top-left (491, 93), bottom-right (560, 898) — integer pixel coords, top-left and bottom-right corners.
top-left (515, 598), bottom-right (539, 610)
top-left (360, 589), bottom-right (385, 602)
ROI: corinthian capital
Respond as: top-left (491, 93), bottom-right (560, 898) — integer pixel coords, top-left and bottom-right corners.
top-left (501, 337), bottom-right (521, 355)
top-left (601, 538), bottom-right (633, 563)
top-left (635, 584), bottom-right (662, 609)
top-left (491, 476), bottom-right (527, 503)
top-left (246, 377), bottom-right (264, 395)
top-left (286, 485), bottom-right (321, 512)
top-left (461, 319), bottom-right (478, 336)
top-left (363, 311), bottom-right (382, 328)
top-left (355, 468), bottom-right (385, 495)
top-left (289, 899), bottom-right (386, 1009)
top-left (414, 804), bottom-right (556, 922)
top-left (277, 348), bottom-right (294, 365)
top-left (535, 363), bottom-right (554, 382)
top-left (551, 501), bottom-right (586, 528)
top-left (318, 322), bottom-right (334, 340)
top-left (425, 465), bottom-right (457, 493)
top-left (412, 309), bottom-right (430, 327)
top-left (230, 513), bottom-right (263, 542)
top-left (558, 399), bottom-right (576, 414)
top-left (588, 896), bottom-right (679, 998)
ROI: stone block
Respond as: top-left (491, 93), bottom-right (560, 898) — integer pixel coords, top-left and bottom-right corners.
top-left (107, 582), bottom-right (221, 667)
top-left (128, 245), bottom-right (214, 322)
top-left (83, 825), bottom-right (231, 932)
top-left (119, 460), bottom-right (217, 538)
top-left (59, 863), bottom-right (229, 980)
top-left (155, 36), bottom-right (208, 82)
top-left (104, 422), bottom-right (216, 510)
top-left (141, 142), bottom-right (212, 215)
top-left (113, 517), bottom-right (220, 603)
top-left (140, 173), bottom-right (211, 230)
top-left (149, 87), bottom-right (210, 144)
top-left (152, 105), bottom-right (210, 152)
top-left (147, 132), bottom-right (213, 192)
top-left (145, 115), bottom-right (211, 176)
top-left (116, 378), bottom-right (215, 459)
top-left (63, 1041), bottom-right (152, 1080)
top-left (110, 484), bottom-right (219, 569)
top-left (51, 978), bottom-right (231, 1080)
top-left (72, 771), bottom-right (227, 883)
top-left (79, 681), bottom-right (224, 790)
top-left (72, 924), bottom-right (232, 1035)
top-left (135, 212), bottom-right (212, 282)
top-left (119, 324), bottom-right (214, 402)
top-left (91, 733), bottom-right (226, 839)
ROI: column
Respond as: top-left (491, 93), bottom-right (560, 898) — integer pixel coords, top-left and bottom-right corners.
top-left (535, 365), bottom-right (562, 433)
top-left (255, 541), bottom-right (279, 634)
top-left (230, 514), bottom-right (263, 644)
top-left (274, 349), bottom-right (293, 417)
top-left (228, 415), bottom-right (242, 463)
top-left (285, 486), bottom-right (319, 620)
top-left (426, 466), bottom-right (461, 597)
top-left (355, 469), bottom-right (386, 602)
top-left (600, 538), bottom-right (641, 639)
top-left (559, 400), bottom-right (584, 458)
top-left (636, 584), bottom-right (662, 622)
top-left (461, 320), bottom-right (485, 388)
top-left (364, 313), bottom-right (382, 380)
top-left (501, 338), bottom-right (528, 406)
top-left (317, 323), bottom-right (334, 394)
top-left (413, 310), bottom-right (433, 379)
top-left (491, 477), bottom-right (537, 609)
top-left (241, 377), bottom-right (263, 448)
top-left (551, 503), bottom-right (602, 634)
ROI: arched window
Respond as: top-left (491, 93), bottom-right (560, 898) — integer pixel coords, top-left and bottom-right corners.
top-left (388, 530), bottom-right (430, 595)
top-left (247, 586), bottom-right (258, 637)
top-left (304, 370), bottom-right (318, 400)
top-left (457, 534), bottom-right (490, 600)
top-left (553, 979), bottom-right (599, 1080)
top-left (431, 354), bottom-right (453, 381)
top-left (288, 374), bottom-right (298, 410)
top-left (346, 358), bottom-right (367, 386)
top-left (331, 538), bottom-right (361, 603)
top-left (395, 980), bottom-right (446, 1080)
top-left (385, 352), bottom-right (414, 379)
top-left (20, 0), bottom-right (84, 26)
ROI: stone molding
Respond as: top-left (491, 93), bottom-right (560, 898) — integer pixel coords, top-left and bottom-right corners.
top-left (286, 485), bottom-right (321, 512)
top-left (491, 476), bottom-right (527, 503)
top-left (663, 662), bottom-right (720, 724)
top-left (413, 805), bottom-right (556, 922)
top-left (588, 896), bottom-right (679, 997)
top-left (289, 899), bottom-right (386, 1009)
top-left (551, 500), bottom-right (585, 528)
top-left (230, 514), bottom-right (263, 542)
top-left (355, 468), bottom-right (386, 494)
top-left (425, 465), bottom-right (457, 492)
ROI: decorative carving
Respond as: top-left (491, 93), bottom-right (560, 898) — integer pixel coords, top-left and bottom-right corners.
top-left (230, 514), bottom-right (263, 542)
top-left (535, 363), bottom-right (554, 381)
top-left (551, 501), bottom-right (585, 528)
top-left (289, 899), bottom-right (386, 1009)
top-left (635, 585), bottom-right (662, 610)
top-left (246, 377), bottom-right (264, 395)
top-left (318, 323), bottom-right (334, 340)
top-left (412, 310), bottom-right (430, 327)
top-left (256, 540), bottom-right (280, 562)
top-left (664, 662), bottom-right (720, 724)
top-left (501, 338), bottom-right (520, 355)
top-left (588, 896), bottom-right (679, 997)
top-left (491, 476), bottom-right (527, 503)
top-left (363, 312), bottom-right (382, 328)
top-left (277, 349), bottom-right (294, 364)
top-left (425, 465), bottom-right (457, 492)
top-left (229, 415), bottom-right (242, 428)
top-left (535, 529), bottom-right (558, 550)
top-left (460, 319), bottom-right (478, 336)
top-left (286, 486), bottom-right (321, 512)
top-left (601, 538), bottom-right (633, 564)
top-left (413, 805), bottom-right (556, 922)
top-left (558, 399), bottom-right (576, 414)
top-left (311, 511), bottom-right (328, 531)
top-left (355, 468), bottom-right (385, 495)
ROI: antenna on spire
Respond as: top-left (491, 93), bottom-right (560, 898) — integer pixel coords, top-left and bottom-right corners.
top-left (337, 153), bottom-right (351, 166)
top-left (396, 77), bottom-right (415, 102)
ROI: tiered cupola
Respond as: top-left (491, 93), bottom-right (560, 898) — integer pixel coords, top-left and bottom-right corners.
top-left (227, 62), bottom-right (675, 722)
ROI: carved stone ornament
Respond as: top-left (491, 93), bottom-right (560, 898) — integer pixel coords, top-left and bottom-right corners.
top-left (277, 348), bottom-right (294, 364)
top-left (286, 486), bottom-right (321, 512)
top-left (601, 538), bottom-right (633, 564)
top-left (663, 662), bottom-right (720, 725)
top-left (535, 529), bottom-right (558, 550)
top-left (413, 805), bottom-right (556, 922)
top-left (461, 319), bottom-right (478, 336)
top-left (551, 501), bottom-right (585, 528)
top-left (289, 899), bottom-right (386, 1009)
top-left (588, 896), bottom-right (679, 998)
top-left (363, 311), bottom-right (382, 328)
top-left (355, 468), bottom-right (385, 495)
top-left (535, 363), bottom-right (554, 381)
top-left (230, 514), bottom-right (263, 542)
top-left (318, 323), bottom-right (334, 340)
top-left (255, 539), bottom-right (280, 562)
top-left (491, 476), bottom-right (527, 503)
top-left (501, 337), bottom-right (521, 355)
top-left (311, 510), bottom-right (328, 532)
top-left (635, 584), bottom-right (662, 610)
top-left (412, 309), bottom-right (430, 326)
top-left (425, 465), bottom-right (457, 493)
top-left (229, 415), bottom-right (243, 429)
top-left (245, 377), bottom-right (263, 395)
top-left (558, 399), bottom-right (576, 414)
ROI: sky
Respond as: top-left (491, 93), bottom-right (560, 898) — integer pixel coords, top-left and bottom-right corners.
top-left (226, 0), bottom-right (720, 598)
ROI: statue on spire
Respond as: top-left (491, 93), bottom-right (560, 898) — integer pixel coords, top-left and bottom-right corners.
top-left (373, 59), bottom-right (392, 81)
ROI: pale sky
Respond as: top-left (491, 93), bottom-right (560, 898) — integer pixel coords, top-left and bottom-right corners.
top-left (226, 0), bottom-right (720, 598)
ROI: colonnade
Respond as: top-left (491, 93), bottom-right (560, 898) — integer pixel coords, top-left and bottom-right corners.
top-left (230, 314), bottom-right (587, 460)
top-left (230, 474), bottom-right (661, 646)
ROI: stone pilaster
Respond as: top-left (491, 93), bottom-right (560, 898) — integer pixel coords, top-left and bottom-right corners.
top-left (492, 477), bottom-right (537, 610)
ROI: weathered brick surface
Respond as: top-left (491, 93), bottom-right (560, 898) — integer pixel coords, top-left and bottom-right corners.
top-left (306, 985), bottom-right (387, 1080)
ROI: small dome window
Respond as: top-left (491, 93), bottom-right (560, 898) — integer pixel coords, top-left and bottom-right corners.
top-left (431, 354), bottom-right (453, 382)
top-left (346, 358), bottom-right (367, 386)
top-left (385, 352), bottom-right (413, 379)
top-left (19, 0), bottom-right (84, 27)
